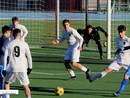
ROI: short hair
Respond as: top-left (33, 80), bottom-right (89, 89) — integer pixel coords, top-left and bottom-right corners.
top-left (86, 25), bottom-right (92, 29)
top-left (12, 16), bottom-right (18, 21)
top-left (62, 19), bottom-right (70, 25)
top-left (13, 28), bottom-right (21, 38)
top-left (2, 25), bottom-right (11, 34)
top-left (117, 25), bottom-right (126, 32)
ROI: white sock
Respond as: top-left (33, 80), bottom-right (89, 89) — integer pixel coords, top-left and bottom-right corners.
top-left (27, 97), bottom-right (31, 98)
top-left (69, 70), bottom-right (75, 77)
top-left (6, 94), bottom-right (10, 98)
top-left (101, 71), bottom-right (107, 77)
top-left (81, 66), bottom-right (87, 72)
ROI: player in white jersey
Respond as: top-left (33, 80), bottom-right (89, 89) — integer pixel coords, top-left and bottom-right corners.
top-left (88, 25), bottom-right (130, 96)
top-left (8, 17), bottom-right (28, 41)
top-left (52, 19), bottom-right (90, 80)
top-left (0, 26), bottom-right (11, 98)
top-left (3, 28), bottom-right (32, 98)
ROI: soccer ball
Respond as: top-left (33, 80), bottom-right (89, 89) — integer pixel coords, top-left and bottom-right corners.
top-left (55, 87), bottom-right (64, 96)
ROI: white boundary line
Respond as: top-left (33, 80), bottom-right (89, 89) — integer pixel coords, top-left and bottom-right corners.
top-left (32, 71), bottom-right (124, 76)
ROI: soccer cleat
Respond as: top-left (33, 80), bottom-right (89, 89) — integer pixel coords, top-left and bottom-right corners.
top-left (113, 92), bottom-right (121, 97)
top-left (68, 76), bottom-right (76, 80)
top-left (100, 56), bottom-right (103, 59)
top-left (85, 69), bottom-right (91, 79)
top-left (88, 76), bottom-right (94, 83)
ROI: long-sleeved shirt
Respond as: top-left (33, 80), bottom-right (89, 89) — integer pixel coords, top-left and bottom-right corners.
top-left (4, 39), bottom-right (32, 72)
top-left (115, 36), bottom-right (130, 65)
top-left (9, 24), bottom-right (28, 41)
top-left (59, 27), bottom-right (83, 50)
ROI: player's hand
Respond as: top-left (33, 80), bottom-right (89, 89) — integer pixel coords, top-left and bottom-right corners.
top-left (78, 46), bottom-right (83, 51)
top-left (104, 32), bottom-right (108, 38)
top-left (2, 70), bottom-right (6, 77)
top-left (27, 68), bottom-right (32, 75)
top-left (115, 48), bottom-right (122, 55)
top-left (52, 40), bottom-right (59, 45)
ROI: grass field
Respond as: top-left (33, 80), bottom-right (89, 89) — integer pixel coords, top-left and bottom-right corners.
top-left (8, 48), bottom-right (130, 98)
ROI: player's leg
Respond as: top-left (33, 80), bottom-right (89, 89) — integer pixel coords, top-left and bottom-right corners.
top-left (70, 50), bottom-right (90, 79)
top-left (113, 66), bottom-right (130, 96)
top-left (22, 85), bottom-right (31, 98)
top-left (64, 60), bottom-right (76, 79)
top-left (93, 35), bottom-right (103, 59)
top-left (17, 72), bottom-right (31, 98)
top-left (64, 50), bottom-right (76, 79)
top-left (89, 61), bottom-right (120, 82)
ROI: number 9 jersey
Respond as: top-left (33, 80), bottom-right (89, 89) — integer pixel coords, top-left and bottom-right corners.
top-left (4, 40), bottom-right (32, 72)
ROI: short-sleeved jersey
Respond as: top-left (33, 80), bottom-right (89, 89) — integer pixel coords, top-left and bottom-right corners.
top-left (59, 27), bottom-right (83, 50)
top-left (9, 24), bottom-right (28, 41)
top-left (4, 39), bottom-right (32, 72)
top-left (115, 36), bottom-right (130, 65)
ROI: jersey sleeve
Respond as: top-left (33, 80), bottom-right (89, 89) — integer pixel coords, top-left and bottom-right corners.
top-left (25, 43), bottom-right (32, 69)
top-left (73, 29), bottom-right (83, 47)
top-left (21, 25), bottom-right (28, 40)
top-left (58, 30), bottom-right (65, 43)
top-left (3, 47), bottom-right (9, 70)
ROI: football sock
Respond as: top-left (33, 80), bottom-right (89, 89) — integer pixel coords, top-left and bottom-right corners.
top-left (81, 66), bottom-right (87, 72)
top-left (92, 71), bottom-right (107, 81)
top-left (6, 94), bottom-right (10, 98)
top-left (69, 70), bottom-right (75, 77)
top-left (117, 79), bottom-right (129, 93)
top-left (27, 97), bottom-right (31, 98)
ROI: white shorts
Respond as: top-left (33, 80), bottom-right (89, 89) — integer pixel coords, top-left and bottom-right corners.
top-left (108, 60), bottom-right (129, 71)
top-left (5, 72), bottom-right (30, 86)
top-left (64, 49), bottom-right (80, 62)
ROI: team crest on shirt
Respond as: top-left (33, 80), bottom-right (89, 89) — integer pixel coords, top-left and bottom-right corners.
top-left (123, 41), bottom-right (126, 45)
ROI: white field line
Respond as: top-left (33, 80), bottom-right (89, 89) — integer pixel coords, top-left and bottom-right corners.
top-left (31, 52), bottom-right (99, 59)
top-left (31, 71), bottom-right (124, 76)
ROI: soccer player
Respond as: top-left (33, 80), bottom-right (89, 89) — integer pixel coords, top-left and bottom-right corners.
top-left (8, 16), bottom-right (28, 41)
top-left (77, 25), bottom-right (108, 59)
top-left (0, 25), bottom-right (11, 98)
top-left (52, 19), bottom-right (90, 80)
top-left (3, 28), bottom-right (32, 98)
top-left (113, 45), bottom-right (130, 96)
top-left (88, 25), bottom-right (130, 94)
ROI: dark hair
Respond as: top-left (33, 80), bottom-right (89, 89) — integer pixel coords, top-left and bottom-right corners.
top-left (62, 19), bottom-right (70, 25)
top-left (13, 28), bottom-right (21, 38)
top-left (86, 25), bottom-right (92, 29)
top-left (117, 25), bottom-right (126, 32)
top-left (12, 17), bottom-right (18, 21)
top-left (2, 25), bottom-right (11, 34)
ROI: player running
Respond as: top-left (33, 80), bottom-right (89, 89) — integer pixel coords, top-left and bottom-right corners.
top-left (3, 28), bottom-right (32, 98)
top-left (52, 19), bottom-right (90, 80)
top-left (77, 25), bottom-right (108, 59)
top-left (9, 16), bottom-right (28, 41)
top-left (112, 42), bottom-right (130, 96)
top-left (88, 25), bottom-right (130, 96)
top-left (0, 25), bottom-right (11, 98)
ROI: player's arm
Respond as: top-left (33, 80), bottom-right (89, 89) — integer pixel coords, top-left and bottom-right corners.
top-left (25, 43), bottom-right (32, 75)
top-left (115, 46), bottom-right (130, 55)
top-left (2, 47), bottom-right (9, 76)
top-left (52, 31), bottom-right (65, 45)
top-left (74, 30), bottom-right (83, 51)
top-left (21, 25), bottom-right (28, 40)
top-left (95, 26), bottom-right (108, 37)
